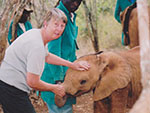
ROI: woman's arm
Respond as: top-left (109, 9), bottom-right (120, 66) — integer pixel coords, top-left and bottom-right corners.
top-left (45, 52), bottom-right (90, 71)
top-left (27, 72), bottom-right (65, 97)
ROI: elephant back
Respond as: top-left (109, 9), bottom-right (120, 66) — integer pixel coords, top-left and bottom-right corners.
top-left (119, 47), bottom-right (142, 107)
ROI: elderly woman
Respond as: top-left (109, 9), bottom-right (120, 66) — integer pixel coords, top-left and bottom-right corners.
top-left (0, 8), bottom-right (89, 113)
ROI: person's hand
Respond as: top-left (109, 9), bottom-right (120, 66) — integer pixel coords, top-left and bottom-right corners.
top-left (72, 61), bottom-right (90, 71)
top-left (52, 84), bottom-right (65, 97)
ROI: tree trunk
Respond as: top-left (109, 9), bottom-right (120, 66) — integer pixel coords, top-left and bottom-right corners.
top-left (0, 0), bottom-right (17, 64)
top-left (82, 0), bottom-right (99, 52)
top-left (129, 0), bottom-right (150, 112)
top-left (0, 0), bottom-right (31, 64)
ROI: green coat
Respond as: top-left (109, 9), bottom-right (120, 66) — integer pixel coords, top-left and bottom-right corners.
top-left (8, 21), bottom-right (32, 45)
top-left (40, 1), bottom-right (78, 105)
top-left (114, 0), bottom-right (136, 23)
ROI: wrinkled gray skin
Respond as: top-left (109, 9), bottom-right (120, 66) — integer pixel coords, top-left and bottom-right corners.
top-left (55, 46), bottom-right (142, 113)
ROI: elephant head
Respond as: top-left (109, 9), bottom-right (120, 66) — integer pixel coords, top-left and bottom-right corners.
top-left (61, 50), bottom-right (134, 101)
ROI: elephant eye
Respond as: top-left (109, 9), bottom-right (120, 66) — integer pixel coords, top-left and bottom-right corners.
top-left (80, 80), bottom-right (86, 85)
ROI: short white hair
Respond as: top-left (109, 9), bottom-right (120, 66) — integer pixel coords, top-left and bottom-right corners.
top-left (43, 8), bottom-right (67, 25)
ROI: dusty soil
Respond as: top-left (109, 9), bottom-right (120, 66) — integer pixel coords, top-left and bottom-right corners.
top-left (33, 91), bottom-right (94, 113)
top-left (0, 91), bottom-right (93, 113)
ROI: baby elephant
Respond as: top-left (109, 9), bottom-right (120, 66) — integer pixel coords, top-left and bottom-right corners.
top-left (55, 46), bottom-right (142, 113)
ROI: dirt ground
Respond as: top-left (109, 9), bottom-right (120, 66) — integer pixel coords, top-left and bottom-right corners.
top-left (0, 91), bottom-right (93, 113)
top-left (33, 91), bottom-right (94, 113)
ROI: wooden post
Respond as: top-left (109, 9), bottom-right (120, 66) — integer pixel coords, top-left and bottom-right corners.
top-left (130, 0), bottom-right (150, 112)
top-left (82, 0), bottom-right (99, 52)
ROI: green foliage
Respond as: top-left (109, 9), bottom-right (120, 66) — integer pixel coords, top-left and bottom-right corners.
top-left (98, 13), bottom-right (123, 49)
top-left (76, 0), bottom-right (124, 51)
top-left (97, 0), bottom-right (116, 14)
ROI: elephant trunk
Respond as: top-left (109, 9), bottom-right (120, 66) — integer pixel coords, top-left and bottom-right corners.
top-left (54, 83), bottom-right (68, 107)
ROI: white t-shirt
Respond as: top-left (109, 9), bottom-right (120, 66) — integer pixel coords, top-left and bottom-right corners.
top-left (0, 29), bottom-right (48, 93)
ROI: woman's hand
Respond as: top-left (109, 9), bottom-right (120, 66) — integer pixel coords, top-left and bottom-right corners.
top-left (51, 84), bottom-right (65, 97)
top-left (72, 61), bottom-right (90, 71)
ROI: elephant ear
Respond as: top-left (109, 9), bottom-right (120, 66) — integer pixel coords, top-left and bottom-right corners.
top-left (93, 52), bottom-right (132, 101)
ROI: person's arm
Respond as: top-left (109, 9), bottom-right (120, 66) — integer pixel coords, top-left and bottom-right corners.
top-left (114, 0), bottom-right (121, 23)
top-left (26, 44), bottom-right (66, 97)
top-left (26, 72), bottom-right (65, 97)
top-left (46, 52), bottom-right (73, 67)
top-left (45, 52), bottom-right (90, 71)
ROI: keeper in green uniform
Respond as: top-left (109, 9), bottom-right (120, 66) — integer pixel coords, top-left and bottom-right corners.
top-left (8, 6), bottom-right (33, 45)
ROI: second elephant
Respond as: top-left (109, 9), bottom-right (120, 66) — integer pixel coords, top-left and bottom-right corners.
top-left (120, 5), bottom-right (150, 48)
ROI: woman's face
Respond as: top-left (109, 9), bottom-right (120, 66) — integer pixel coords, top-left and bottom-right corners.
top-left (45, 18), bottom-right (66, 40)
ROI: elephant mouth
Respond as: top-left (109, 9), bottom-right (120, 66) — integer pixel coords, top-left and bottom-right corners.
top-left (74, 90), bottom-right (91, 96)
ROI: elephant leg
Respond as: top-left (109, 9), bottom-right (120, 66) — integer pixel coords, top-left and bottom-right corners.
top-left (94, 97), bottom-right (110, 113)
top-left (110, 85), bottom-right (129, 113)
